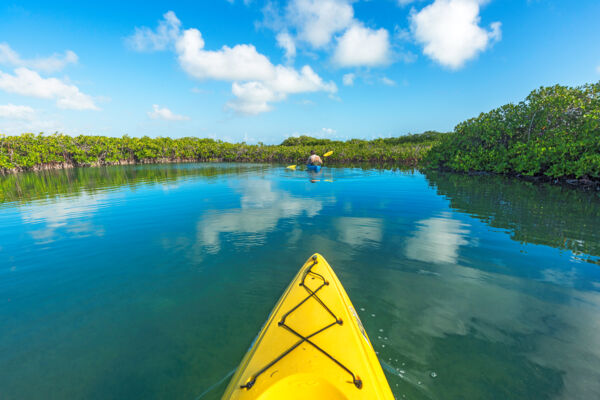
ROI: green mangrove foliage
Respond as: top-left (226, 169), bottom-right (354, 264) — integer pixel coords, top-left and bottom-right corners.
top-left (0, 132), bottom-right (443, 173)
top-left (280, 131), bottom-right (445, 146)
top-left (427, 82), bottom-right (600, 179)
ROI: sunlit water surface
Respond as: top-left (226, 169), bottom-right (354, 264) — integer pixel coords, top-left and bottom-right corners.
top-left (1, 164), bottom-right (599, 400)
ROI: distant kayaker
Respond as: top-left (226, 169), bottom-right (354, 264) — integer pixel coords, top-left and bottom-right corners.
top-left (307, 150), bottom-right (323, 166)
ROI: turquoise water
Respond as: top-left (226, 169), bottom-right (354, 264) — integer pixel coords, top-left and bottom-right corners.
top-left (1, 164), bottom-right (599, 399)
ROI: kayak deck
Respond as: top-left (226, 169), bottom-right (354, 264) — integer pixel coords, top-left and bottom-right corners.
top-left (222, 254), bottom-right (393, 399)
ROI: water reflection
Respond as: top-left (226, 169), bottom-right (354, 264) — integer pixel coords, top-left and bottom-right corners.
top-left (334, 217), bottom-right (383, 247)
top-left (20, 193), bottom-right (106, 243)
top-left (405, 212), bottom-right (471, 264)
top-left (0, 163), bottom-right (270, 206)
top-left (424, 171), bottom-right (600, 262)
top-left (197, 180), bottom-right (326, 254)
top-left (366, 259), bottom-right (600, 400)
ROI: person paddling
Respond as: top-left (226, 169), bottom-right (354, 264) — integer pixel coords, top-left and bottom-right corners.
top-left (307, 150), bottom-right (323, 166)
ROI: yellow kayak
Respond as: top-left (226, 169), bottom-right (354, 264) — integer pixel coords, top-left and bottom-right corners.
top-left (222, 254), bottom-right (394, 399)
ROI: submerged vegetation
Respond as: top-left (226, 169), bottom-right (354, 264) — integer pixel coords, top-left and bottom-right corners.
top-left (427, 82), bottom-right (600, 181)
top-left (0, 132), bottom-right (442, 174)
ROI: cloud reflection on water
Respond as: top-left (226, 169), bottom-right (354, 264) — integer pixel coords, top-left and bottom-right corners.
top-left (335, 217), bottom-right (383, 247)
top-left (405, 212), bottom-right (470, 264)
top-left (197, 180), bottom-right (326, 254)
top-left (373, 260), bottom-right (600, 399)
top-left (20, 193), bottom-right (106, 243)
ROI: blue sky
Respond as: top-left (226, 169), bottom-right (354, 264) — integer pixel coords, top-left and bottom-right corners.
top-left (0, 0), bottom-right (599, 144)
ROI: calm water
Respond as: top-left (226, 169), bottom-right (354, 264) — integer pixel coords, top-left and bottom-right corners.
top-left (1, 164), bottom-right (599, 400)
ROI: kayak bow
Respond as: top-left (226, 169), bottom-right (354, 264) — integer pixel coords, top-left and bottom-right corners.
top-left (222, 254), bottom-right (393, 399)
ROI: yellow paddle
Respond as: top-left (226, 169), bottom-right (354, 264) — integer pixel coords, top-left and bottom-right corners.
top-left (286, 151), bottom-right (333, 169)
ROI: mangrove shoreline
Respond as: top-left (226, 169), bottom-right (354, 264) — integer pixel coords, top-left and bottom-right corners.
top-left (0, 133), bottom-right (440, 175)
top-left (2, 157), bottom-right (598, 191)
top-left (1, 81), bottom-right (598, 187)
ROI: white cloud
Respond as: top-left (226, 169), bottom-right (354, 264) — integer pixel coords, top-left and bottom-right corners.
top-left (227, 81), bottom-right (277, 114)
top-left (271, 65), bottom-right (337, 94)
top-left (286, 0), bottom-right (354, 48)
top-left (342, 73), bottom-right (355, 86)
top-left (397, 0), bottom-right (422, 6)
top-left (132, 11), bottom-right (336, 115)
top-left (0, 44), bottom-right (22, 66)
top-left (27, 51), bottom-right (78, 74)
top-left (226, 65), bottom-right (337, 115)
top-left (276, 31), bottom-right (296, 61)
top-left (176, 29), bottom-right (275, 81)
top-left (265, 0), bottom-right (392, 69)
top-left (410, 0), bottom-right (501, 69)
top-left (0, 104), bottom-right (34, 120)
top-left (596, 65), bottom-right (600, 74)
top-left (381, 77), bottom-right (396, 86)
top-left (0, 43), bottom-right (78, 73)
top-left (147, 104), bottom-right (189, 121)
top-left (127, 11), bottom-right (182, 52)
top-left (333, 23), bottom-right (391, 67)
top-left (0, 105), bottom-right (68, 134)
top-left (175, 26), bottom-right (336, 115)
top-left (0, 67), bottom-right (98, 110)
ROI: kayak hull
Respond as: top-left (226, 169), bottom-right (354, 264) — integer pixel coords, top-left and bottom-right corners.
top-left (306, 165), bottom-right (322, 172)
top-left (222, 254), bottom-right (393, 399)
